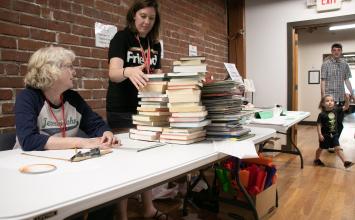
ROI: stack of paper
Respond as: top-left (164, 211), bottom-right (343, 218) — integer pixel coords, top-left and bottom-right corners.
top-left (202, 80), bottom-right (252, 139)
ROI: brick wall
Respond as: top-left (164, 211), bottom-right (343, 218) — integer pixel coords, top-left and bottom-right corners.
top-left (0, 0), bottom-right (228, 133)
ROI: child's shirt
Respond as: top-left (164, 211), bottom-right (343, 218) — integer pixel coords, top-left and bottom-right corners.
top-left (317, 106), bottom-right (343, 136)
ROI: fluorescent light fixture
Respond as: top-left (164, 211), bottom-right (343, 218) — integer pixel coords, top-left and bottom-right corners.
top-left (343, 54), bottom-right (355, 57)
top-left (329, 23), bottom-right (355, 31)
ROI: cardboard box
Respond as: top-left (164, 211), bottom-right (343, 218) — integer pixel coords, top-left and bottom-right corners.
top-left (254, 183), bottom-right (277, 218)
top-left (219, 184), bottom-right (277, 219)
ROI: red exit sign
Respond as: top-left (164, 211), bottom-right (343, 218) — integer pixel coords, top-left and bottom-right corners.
top-left (317, 0), bottom-right (342, 12)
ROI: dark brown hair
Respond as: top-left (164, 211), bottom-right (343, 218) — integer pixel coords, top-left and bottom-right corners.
top-left (331, 43), bottom-right (342, 50)
top-left (126, 0), bottom-right (160, 43)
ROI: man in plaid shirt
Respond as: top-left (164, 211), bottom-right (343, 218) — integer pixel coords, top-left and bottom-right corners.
top-left (321, 43), bottom-right (354, 152)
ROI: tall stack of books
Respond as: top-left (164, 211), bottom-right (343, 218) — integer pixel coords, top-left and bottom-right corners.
top-left (129, 74), bottom-right (170, 141)
top-left (160, 57), bottom-right (210, 144)
top-left (201, 80), bottom-right (251, 139)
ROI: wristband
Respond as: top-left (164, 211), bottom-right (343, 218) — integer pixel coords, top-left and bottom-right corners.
top-left (122, 68), bottom-right (127, 78)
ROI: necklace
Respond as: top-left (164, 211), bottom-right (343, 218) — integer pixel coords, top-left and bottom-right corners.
top-left (46, 95), bottom-right (66, 137)
top-left (136, 35), bottom-right (151, 74)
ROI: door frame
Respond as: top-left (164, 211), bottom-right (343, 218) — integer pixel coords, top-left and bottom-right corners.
top-left (287, 14), bottom-right (355, 111)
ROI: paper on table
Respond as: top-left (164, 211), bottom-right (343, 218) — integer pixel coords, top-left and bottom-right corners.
top-left (213, 140), bottom-right (258, 159)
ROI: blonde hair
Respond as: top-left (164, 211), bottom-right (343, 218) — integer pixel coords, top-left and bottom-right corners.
top-left (24, 46), bottom-right (75, 89)
top-left (318, 95), bottom-right (333, 111)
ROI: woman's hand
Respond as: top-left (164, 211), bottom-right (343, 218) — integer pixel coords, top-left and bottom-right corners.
top-left (125, 65), bottom-right (149, 90)
top-left (100, 131), bottom-right (120, 148)
top-left (78, 133), bottom-right (120, 150)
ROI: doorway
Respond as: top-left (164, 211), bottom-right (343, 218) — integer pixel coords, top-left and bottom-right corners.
top-left (287, 14), bottom-right (355, 112)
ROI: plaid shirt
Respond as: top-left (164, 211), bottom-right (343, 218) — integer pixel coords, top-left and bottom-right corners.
top-left (321, 57), bottom-right (351, 102)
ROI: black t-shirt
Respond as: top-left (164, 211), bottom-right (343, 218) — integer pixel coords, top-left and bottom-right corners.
top-left (317, 107), bottom-right (342, 136)
top-left (106, 27), bottom-right (161, 112)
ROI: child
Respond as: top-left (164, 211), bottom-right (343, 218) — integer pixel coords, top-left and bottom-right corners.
top-left (314, 94), bottom-right (354, 168)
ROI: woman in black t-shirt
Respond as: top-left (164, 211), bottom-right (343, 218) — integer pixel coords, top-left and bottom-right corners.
top-left (107, 1), bottom-right (168, 220)
top-left (106, 0), bottom-right (162, 130)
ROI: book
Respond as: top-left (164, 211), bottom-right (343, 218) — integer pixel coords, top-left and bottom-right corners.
top-left (179, 56), bottom-right (206, 61)
top-left (140, 83), bottom-right (167, 93)
top-left (167, 85), bottom-right (201, 90)
top-left (129, 128), bottom-right (160, 136)
top-left (129, 133), bottom-right (159, 141)
top-left (137, 106), bottom-right (169, 112)
top-left (139, 111), bottom-right (171, 116)
top-left (147, 73), bottom-right (166, 79)
top-left (173, 60), bottom-right (204, 66)
top-left (138, 92), bottom-right (168, 98)
top-left (132, 115), bottom-right (169, 122)
top-left (168, 102), bottom-right (201, 108)
top-left (206, 128), bottom-right (251, 137)
top-left (167, 89), bottom-right (201, 96)
top-left (162, 127), bottom-right (203, 134)
top-left (160, 136), bottom-right (205, 144)
top-left (160, 130), bottom-right (206, 140)
top-left (133, 120), bottom-right (169, 126)
top-left (137, 125), bottom-right (165, 132)
top-left (168, 81), bottom-right (203, 87)
top-left (169, 105), bottom-right (205, 112)
top-left (169, 117), bottom-right (205, 122)
top-left (141, 97), bottom-right (168, 102)
top-left (170, 119), bottom-right (211, 128)
top-left (173, 64), bottom-right (207, 73)
top-left (171, 111), bottom-right (207, 118)
top-left (167, 72), bottom-right (204, 77)
top-left (138, 102), bottom-right (168, 108)
top-left (168, 94), bottom-right (201, 103)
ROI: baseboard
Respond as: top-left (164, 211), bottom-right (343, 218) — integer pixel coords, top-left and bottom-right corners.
top-left (299, 121), bottom-right (317, 126)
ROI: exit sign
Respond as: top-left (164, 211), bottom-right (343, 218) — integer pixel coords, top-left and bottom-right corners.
top-left (316, 0), bottom-right (342, 12)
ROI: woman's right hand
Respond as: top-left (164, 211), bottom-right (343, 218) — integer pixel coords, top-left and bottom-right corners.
top-left (124, 64), bottom-right (149, 90)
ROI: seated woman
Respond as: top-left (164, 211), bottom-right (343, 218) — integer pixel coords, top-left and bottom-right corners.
top-left (14, 46), bottom-right (118, 151)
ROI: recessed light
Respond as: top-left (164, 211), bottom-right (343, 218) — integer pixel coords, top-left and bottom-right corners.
top-left (329, 23), bottom-right (355, 31)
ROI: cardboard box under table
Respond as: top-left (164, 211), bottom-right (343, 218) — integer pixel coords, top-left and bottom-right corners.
top-left (219, 183), bottom-right (277, 219)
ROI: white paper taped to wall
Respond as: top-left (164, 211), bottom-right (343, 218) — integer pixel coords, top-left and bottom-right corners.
top-left (95, 22), bottom-right (117, 48)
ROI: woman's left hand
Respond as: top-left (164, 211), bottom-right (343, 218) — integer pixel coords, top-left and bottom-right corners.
top-left (100, 131), bottom-right (120, 148)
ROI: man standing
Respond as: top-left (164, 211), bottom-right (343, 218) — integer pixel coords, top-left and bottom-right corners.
top-left (321, 43), bottom-right (354, 152)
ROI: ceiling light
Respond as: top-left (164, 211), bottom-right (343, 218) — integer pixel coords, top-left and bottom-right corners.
top-left (329, 23), bottom-right (355, 31)
top-left (343, 54), bottom-right (355, 57)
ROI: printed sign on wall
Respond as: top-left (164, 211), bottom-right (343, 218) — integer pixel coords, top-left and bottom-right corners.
top-left (316, 0), bottom-right (342, 12)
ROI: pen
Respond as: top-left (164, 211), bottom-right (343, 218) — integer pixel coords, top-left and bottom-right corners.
top-left (137, 143), bottom-right (166, 152)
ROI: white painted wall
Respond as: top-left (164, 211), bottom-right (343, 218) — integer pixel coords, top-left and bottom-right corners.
top-left (298, 27), bottom-right (355, 121)
top-left (245, 0), bottom-right (355, 108)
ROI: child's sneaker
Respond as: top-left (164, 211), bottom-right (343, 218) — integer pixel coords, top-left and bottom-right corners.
top-left (313, 159), bottom-right (325, 166)
top-left (344, 161), bottom-right (354, 168)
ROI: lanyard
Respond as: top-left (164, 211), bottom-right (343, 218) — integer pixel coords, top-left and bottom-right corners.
top-left (46, 95), bottom-right (66, 137)
top-left (136, 35), bottom-right (151, 74)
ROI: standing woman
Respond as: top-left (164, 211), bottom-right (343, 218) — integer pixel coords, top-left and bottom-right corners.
top-left (107, 1), bottom-right (168, 219)
top-left (106, 0), bottom-right (162, 130)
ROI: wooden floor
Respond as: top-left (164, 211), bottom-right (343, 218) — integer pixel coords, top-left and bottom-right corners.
top-left (127, 113), bottom-right (355, 220)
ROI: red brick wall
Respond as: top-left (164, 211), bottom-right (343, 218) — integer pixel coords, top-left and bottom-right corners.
top-left (0, 0), bottom-right (228, 133)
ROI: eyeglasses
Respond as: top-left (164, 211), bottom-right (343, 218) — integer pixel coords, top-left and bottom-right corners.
top-left (61, 64), bottom-right (75, 70)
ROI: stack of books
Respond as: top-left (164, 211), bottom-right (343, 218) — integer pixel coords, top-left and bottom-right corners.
top-left (130, 74), bottom-right (170, 141)
top-left (160, 57), bottom-right (210, 144)
top-left (202, 80), bottom-right (252, 139)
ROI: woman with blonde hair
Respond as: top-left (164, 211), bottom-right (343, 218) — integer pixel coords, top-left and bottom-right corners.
top-left (14, 46), bottom-right (118, 151)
